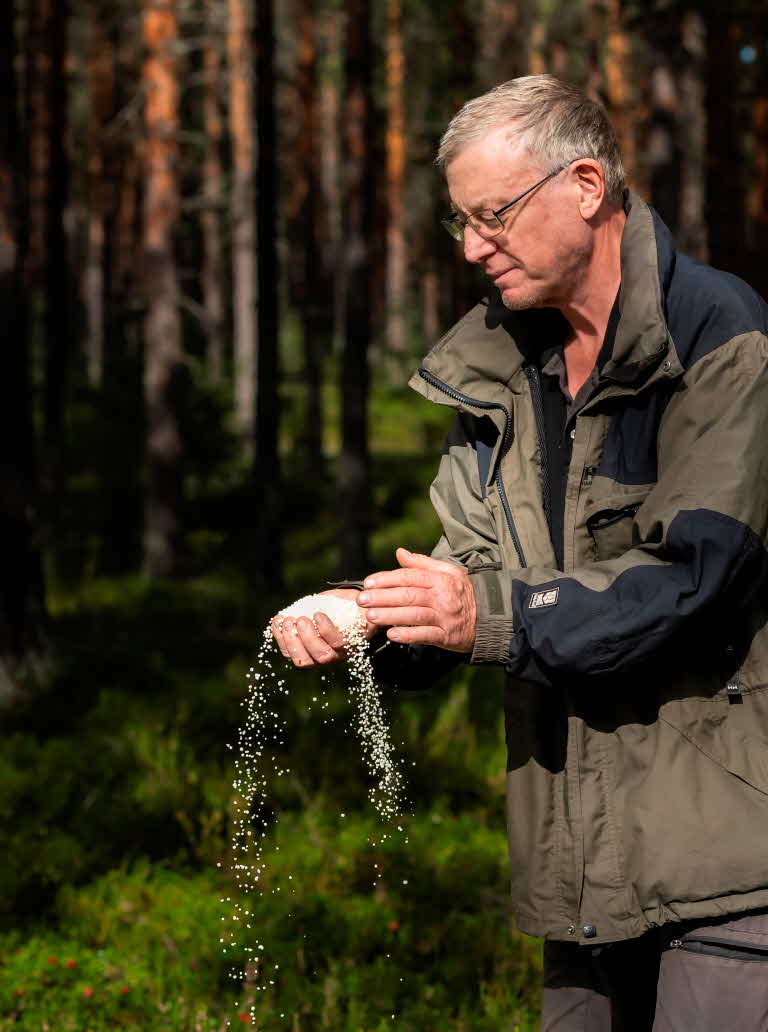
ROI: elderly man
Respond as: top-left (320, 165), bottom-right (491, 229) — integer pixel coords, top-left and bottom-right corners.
top-left (272, 76), bottom-right (768, 1030)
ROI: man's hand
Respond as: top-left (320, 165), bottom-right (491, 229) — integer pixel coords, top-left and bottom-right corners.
top-left (270, 589), bottom-right (375, 668)
top-left (356, 548), bottom-right (476, 652)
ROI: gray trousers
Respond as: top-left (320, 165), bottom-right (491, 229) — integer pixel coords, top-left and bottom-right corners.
top-left (541, 910), bottom-right (768, 1031)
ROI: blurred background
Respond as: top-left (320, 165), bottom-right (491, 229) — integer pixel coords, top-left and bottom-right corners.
top-left (1, 0), bottom-right (767, 1027)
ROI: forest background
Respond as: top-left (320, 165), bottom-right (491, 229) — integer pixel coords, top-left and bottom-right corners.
top-left (1, 0), bottom-right (766, 1028)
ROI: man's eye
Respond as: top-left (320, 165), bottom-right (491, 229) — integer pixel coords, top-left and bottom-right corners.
top-left (472, 210), bottom-right (498, 228)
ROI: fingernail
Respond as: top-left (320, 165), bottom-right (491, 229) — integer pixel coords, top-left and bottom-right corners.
top-left (367, 610), bottom-right (377, 622)
top-left (358, 592), bottom-right (369, 604)
top-left (389, 629), bottom-right (401, 640)
top-left (363, 578), bottom-right (376, 589)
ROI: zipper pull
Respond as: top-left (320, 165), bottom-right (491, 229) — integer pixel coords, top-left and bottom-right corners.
top-left (727, 679), bottom-right (742, 702)
top-left (582, 466), bottom-right (596, 488)
top-left (670, 939), bottom-right (682, 949)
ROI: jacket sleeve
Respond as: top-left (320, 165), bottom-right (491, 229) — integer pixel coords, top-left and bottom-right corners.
top-left (461, 333), bottom-right (768, 674)
top-left (371, 413), bottom-right (499, 690)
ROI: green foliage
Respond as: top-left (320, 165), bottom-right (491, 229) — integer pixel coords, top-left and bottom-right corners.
top-left (0, 565), bottom-right (541, 1028)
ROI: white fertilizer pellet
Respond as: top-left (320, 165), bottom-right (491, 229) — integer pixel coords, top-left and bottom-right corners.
top-left (221, 592), bottom-right (407, 1012)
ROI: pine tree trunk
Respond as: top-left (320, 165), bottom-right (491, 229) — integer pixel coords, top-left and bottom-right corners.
top-left (477, 0), bottom-right (520, 90)
top-left (319, 7), bottom-right (343, 349)
top-left (0, 0), bottom-right (48, 700)
top-left (254, 0), bottom-right (282, 585)
top-left (677, 10), bottom-right (707, 261)
top-left (142, 0), bottom-right (183, 577)
top-left (227, 0), bottom-right (257, 449)
top-left (84, 1), bottom-right (114, 388)
top-left (704, 12), bottom-right (744, 278)
top-left (338, 0), bottom-right (374, 576)
top-left (201, 0), bottom-right (225, 384)
top-left (294, 0), bottom-right (325, 466)
top-left (26, 0), bottom-right (71, 506)
top-left (385, 0), bottom-right (407, 354)
top-left (604, 0), bottom-right (636, 185)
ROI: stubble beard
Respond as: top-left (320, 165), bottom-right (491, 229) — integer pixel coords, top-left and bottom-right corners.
top-left (499, 285), bottom-right (551, 311)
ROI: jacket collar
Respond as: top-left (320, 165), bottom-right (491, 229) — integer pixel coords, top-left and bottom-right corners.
top-left (409, 192), bottom-right (681, 410)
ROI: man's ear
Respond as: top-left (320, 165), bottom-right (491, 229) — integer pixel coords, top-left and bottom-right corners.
top-left (571, 159), bottom-right (605, 220)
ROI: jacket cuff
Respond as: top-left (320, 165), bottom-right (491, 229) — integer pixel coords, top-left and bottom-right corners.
top-left (469, 568), bottom-right (514, 665)
top-left (471, 613), bottom-right (515, 664)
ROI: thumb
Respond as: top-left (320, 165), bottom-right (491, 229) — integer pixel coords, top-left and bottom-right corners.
top-left (395, 547), bottom-right (441, 569)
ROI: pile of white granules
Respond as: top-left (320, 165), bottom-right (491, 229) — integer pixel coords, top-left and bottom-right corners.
top-left (221, 593), bottom-right (407, 1020)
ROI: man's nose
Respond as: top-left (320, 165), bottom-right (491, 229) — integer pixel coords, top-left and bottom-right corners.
top-left (463, 226), bottom-right (496, 264)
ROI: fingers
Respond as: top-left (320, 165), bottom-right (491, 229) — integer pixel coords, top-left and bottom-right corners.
top-left (395, 547), bottom-right (463, 575)
top-left (363, 567), bottom-right (432, 590)
top-left (357, 586), bottom-right (432, 610)
top-left (271, 615), bottom-right (291, 659)
top-left (364, 606), bottom-right (434, 628)
top-left (314, 612), bottom-right (346, 650)
top-left (271, 612), bottom-right (347, 667)
top-left (386, 624), bottom-right (443, 645)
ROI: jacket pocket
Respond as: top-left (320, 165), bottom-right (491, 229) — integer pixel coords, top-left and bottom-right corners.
top-left (660, 686), bottom-right (768, 796)
top-left (586, 499), bottom-right (643, 561)
top-left (669, 935), bottom-right (768, 962)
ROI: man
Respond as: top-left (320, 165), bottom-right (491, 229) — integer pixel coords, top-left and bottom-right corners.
top-left (272, 76), bottom-right (768, 1029)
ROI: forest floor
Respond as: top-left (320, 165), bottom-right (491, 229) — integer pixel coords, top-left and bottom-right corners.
top-left (0, 388), bottom-right (542, 1030)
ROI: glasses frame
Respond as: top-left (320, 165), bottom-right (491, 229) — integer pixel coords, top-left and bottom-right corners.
top-left (442, 160), bottom-right (573, 242)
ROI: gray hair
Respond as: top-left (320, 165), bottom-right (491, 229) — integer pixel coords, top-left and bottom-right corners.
top-left (436, 75), bottom-right (625, 206)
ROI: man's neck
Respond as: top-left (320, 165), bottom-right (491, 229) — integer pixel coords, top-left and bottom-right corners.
top-left (556, 205), bottom-right (626, 397)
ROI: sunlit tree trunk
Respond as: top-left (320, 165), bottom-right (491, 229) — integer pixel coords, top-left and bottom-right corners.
top-left (584, 0), bottom-right (603, 102)
top-left (84, 1), bottom-right (115, 388)
top-left (319, 6), bottom-right (343, 349)
top-left (201, 0), bottom-right (225, 384)
top-left (528, 19), bottom-right (546, 76)
top-left (338, 0), bottom-right (374, 575)
top-left (254, 0), bottom-right (282, 584)
top-left (677, 10), bottom-right (707, 261)
top-left (385, 0), bottom-right (407, 354)
top-left (0, 0), bottom-right (48, 700)
top-left (142, 0), bottom-right (183, 577)
top-left (291, 0), bottom-right (324, 466)
top-left (477, 0), bottom-right (520, 89)
top-left (604, 0), bottom-right (637, 186)
top-left (227, 0), bottom-right (257, 449)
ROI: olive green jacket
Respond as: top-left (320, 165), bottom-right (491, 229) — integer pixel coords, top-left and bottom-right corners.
top-left (406, 192), bottom-right (768, 944)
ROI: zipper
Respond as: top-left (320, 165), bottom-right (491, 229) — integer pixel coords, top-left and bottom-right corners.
top-left (522, 365), bottom-right (552, 529)
top-left (417, 367), bottom-right (527, 568)
top-left (669, 935), bottom-right (768, 961)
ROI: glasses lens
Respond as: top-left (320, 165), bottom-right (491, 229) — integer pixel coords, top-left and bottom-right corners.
top-left (467, 210), bottom-right (503, 238)
top-left (441, 218), bottom-right (464, 242)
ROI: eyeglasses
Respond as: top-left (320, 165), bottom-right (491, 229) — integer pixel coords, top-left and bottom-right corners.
top-left (441, 161), bottom-right (572, 242)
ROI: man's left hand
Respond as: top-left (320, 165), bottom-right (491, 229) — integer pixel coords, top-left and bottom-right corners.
top-left (356, 547), bottom-right (476, 652)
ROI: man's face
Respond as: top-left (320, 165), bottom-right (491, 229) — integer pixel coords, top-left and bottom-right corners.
top-left (445, 127), bottom-right (593, 311)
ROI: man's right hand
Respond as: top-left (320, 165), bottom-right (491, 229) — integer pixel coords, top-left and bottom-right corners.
top-left (270, 589), bottom-right (375, 668)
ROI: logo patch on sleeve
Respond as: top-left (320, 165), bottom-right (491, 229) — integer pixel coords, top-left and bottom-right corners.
top-left (528, 587), bottom-right (560, 609)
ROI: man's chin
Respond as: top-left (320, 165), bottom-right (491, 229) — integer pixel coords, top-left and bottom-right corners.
top-left (499, 284), bottom-right (548, 311)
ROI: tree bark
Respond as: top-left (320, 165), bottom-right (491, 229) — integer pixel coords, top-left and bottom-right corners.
top-left (0, 0), bottom-right (48, 700)
top-left (227, 0), bottom-right (257, 448)
top-left (604, 0), bottom-right (637, 186)
top-left (201, 0), bottom-right (225, 384)
top-left (385, 0), bottom-right (407, 354)
top-left (254, 0), bottom-right (282, 585)
top-left (477, 0), bottom-right (520, 90)
top-left (318, 6), bottom-right (343, 350)
top-left (26, 0), bottom-right (71, 507)
top-left (704, 12), bottom-right (744, 279)
top-left (142, 0), bottom-right (183, 577)
top-left (338, 0), bottom-right (374, 576)
top-left (293, 0), bottom-right (325, 466)
top-left (84, 0), bottom-right (115, 388)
